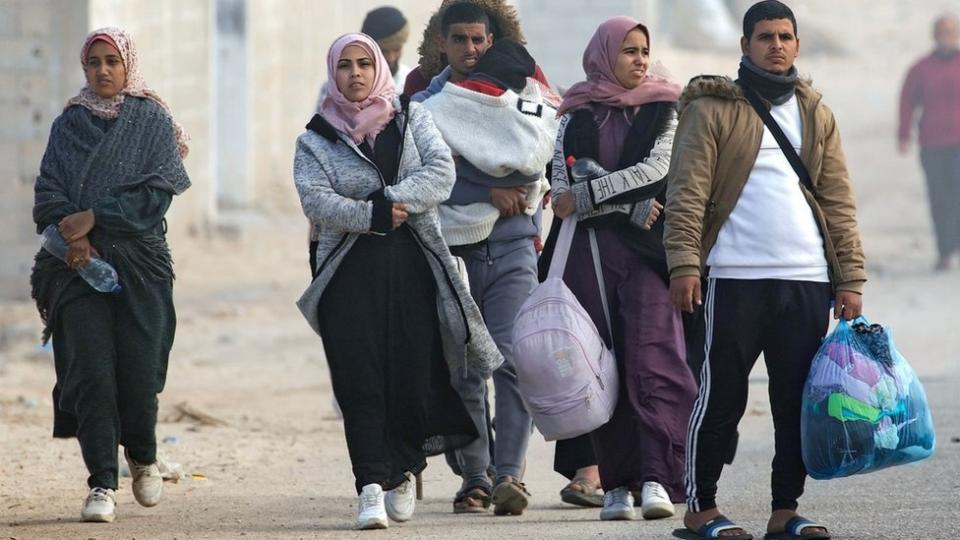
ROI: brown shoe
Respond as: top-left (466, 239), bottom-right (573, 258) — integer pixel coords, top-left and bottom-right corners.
top-left (492, 477), bottom-right (530, 516)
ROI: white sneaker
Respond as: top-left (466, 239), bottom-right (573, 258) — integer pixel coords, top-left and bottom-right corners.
top-left (356, 484), bottom-right (388, 530)
top-left (385, 474), bottom-right (415, 522)
top-left (81, 487), bottom-right (116, 523)
top-left (639, 481), bottom-right (675, 519)
top-left (125, 449), bottom-right (163, 507)
top-left (599, 486), bottom-right (635, 521)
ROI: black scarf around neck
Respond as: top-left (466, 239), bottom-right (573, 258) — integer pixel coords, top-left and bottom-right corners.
top-left (737, 55), bottom-right (798, 105)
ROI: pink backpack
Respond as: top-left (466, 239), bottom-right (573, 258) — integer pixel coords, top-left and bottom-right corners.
top-left (512, 217), bottom-right (618, 441)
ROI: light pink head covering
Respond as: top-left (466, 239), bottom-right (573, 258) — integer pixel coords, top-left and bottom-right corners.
top-left (557, 16), bottom-right (681, 116)
top-left (319, 33), bottom-right (397, 146)
top-left (66, 27), bottom-right (190, 158)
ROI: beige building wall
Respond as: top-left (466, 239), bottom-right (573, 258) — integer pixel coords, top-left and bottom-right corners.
top-left (88, 0), bottom-right (216, 236)
top-left (247, 0), bottom-right (439, 212)
top-left (0, 0), bottom-right (89, 300)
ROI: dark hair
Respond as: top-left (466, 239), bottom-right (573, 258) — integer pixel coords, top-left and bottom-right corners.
top-left (441, 3), bottom-right (492, 37)
top-left (742, 0), bottom-right (797, 40)
top-left (632, 23), bottom-right (651, 48)
top-left (471, 38), bottom-right (535, 92)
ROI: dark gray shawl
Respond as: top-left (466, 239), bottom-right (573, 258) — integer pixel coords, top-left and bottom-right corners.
top-left (31, 97), bottom-right (190, 340)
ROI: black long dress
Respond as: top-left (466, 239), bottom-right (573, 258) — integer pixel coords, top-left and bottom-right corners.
top-left (316, 119), bottom-right (476, 494)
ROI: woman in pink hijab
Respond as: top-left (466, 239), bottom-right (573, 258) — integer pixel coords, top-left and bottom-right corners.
top-left (544, 16), bottom-right (698, 522)
top-left (293, 33), bottom-right (502, 530)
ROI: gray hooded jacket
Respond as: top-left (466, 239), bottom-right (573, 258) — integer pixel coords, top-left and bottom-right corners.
top-left (293, 96), bottom-right (503, 378)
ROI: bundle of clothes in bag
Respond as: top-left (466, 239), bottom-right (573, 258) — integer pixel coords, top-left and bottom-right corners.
top-left (801, 317), bottom-right (935, 480)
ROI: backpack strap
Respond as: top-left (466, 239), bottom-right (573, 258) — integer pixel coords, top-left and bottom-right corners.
top-left (547, 217), bottom-right (577, 281)
top-left (588, 228), bottom-right (614, 349)
top-left (547, 217), bottom-right (615, 350)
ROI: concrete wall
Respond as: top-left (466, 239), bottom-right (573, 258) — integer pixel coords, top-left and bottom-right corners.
top-left (0, 0), bottom-right (216, 300)
top-left (0, 0), bottom-right (88, 300)
top-left (213, 0), bottom-right (249, 210)
top-left (88, 0), bottom-right (216, 236)
top-left (246, 0), bottom-right (438, 212)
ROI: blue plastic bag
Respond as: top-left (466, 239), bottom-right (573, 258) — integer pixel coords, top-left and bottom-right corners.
top-left (800, 317), bottom-right (935, 480)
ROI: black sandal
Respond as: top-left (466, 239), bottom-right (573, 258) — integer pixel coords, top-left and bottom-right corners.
top-left (688, 514), bottom-right (754, 539)
top-left (763, 516), bottom-right (830, 540)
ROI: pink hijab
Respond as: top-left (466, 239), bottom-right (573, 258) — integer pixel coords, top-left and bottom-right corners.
top-left (557, 16), bottom-right (681, 116)
top-left (319, 33), bottom-right (397, 146)
top-left (66, 27), bottom-right (190, 158)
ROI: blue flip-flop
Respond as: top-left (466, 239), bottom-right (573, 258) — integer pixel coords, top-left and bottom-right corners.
top-left (689, 514), bottom-right (754, 539)
top-left (763, 516), bottom-right (831, 540)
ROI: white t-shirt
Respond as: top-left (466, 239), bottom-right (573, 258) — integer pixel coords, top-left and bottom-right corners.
top-left (706, 94), bottom-right (830, 282)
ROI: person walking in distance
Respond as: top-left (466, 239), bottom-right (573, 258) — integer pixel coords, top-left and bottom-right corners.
top-left (899, 13), bottom-right (960, 271)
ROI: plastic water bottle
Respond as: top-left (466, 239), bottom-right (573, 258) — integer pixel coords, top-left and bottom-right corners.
top-left (41, 224), bottom-right (122, 294)
top-left (569, 157), bottom-right (609, 183)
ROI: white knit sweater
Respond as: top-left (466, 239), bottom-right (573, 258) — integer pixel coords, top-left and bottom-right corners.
top-left (423, 79), bottom-right (559, 178)
top-left (423, 79), bottom-right (557, 245)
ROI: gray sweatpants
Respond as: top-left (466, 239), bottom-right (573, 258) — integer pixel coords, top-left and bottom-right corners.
top-left (450, 241), bottom-right (538, 486)
top-left (920, 146), bottom-right (960, 261)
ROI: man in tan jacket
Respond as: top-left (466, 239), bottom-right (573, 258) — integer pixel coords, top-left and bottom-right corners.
top-left (664, 1), bottom-right (865, 539)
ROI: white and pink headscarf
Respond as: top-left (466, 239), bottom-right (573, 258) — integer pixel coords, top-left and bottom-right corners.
top-left (66, 27), bottom-right (190, 158)
top-left (319, 33), bottom-right (397, 146)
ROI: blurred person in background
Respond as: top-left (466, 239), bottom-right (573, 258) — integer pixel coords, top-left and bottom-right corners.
top-left (30, 27), bottom-right (191, 524)
top-left (294, 32), bottom-right (502, 530)
top-left (363, 5), bottom-right (413, 87)
top-left (899, 13), bottom-right (960, 272)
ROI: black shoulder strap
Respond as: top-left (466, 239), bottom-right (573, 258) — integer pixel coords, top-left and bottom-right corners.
top-left (735, 80), bottom-right (815, 194)
top-left (398, 94), bottom-right (412, 136)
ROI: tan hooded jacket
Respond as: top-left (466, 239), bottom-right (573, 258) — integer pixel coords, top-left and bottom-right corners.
top-left (664, 75), bottom-right (866, 293)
